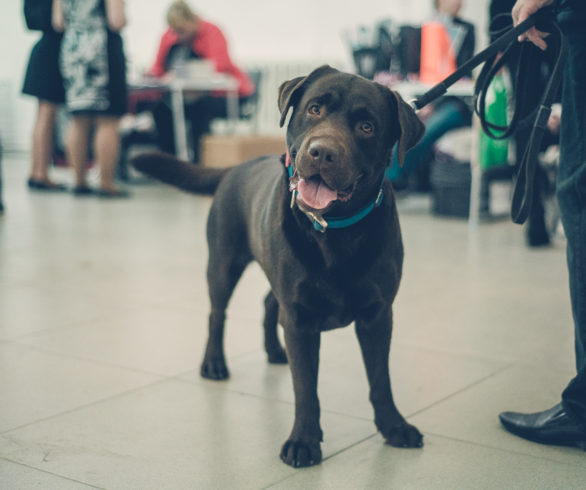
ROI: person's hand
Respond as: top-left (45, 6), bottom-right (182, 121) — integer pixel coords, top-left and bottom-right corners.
top-left (512, 0), bottom-right (555, 50)
top-left (417, 105), bottom-right (434, 121)
top-left (547, 103), bottom-right (561, 134)
top-left (161, 72), bottom-right (176, 84)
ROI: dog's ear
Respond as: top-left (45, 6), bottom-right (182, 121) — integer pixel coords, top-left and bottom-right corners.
top-left (388, 90), bottom-right (425, 167)
top-left (278, 76), bottom-right (307, 128)
top-left (278, 65), bottom-right (338, 128)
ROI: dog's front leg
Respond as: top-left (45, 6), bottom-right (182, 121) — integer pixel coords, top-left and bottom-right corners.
top-left (355, 313), bottom-right (423, 449)
top-left (280, 327), bottom-right (323, 467)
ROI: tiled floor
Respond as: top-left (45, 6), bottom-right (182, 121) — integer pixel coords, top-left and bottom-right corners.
top-left (0, 152), bottom-right (584, 489)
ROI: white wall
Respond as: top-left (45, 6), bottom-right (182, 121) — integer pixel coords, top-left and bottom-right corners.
top-left (0, 0), bottom-right (488, 151)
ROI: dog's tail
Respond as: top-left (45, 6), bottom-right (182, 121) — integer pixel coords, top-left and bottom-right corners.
top-left (131, 152), bottom-right (231, 195)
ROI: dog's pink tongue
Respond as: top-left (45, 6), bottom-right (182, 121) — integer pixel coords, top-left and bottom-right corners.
top-left (297, 178), bottom-right (337, 209)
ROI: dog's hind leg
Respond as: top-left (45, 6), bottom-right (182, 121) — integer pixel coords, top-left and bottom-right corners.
top-left (200, 254), bottom-right (250, 380)
top-left (263, 291), bottom-right (287, 364)
top-left (355, 312), bottom-right (423, 448)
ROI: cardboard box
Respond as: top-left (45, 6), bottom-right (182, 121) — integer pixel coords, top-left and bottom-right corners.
top-left (201, 134), bottom-right (286, 168)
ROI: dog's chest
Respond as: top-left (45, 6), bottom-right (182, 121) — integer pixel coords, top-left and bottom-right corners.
top-left (284, 272), bottom-right (390, 331)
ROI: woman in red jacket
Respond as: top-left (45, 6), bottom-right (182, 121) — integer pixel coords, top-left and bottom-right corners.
top-left (148, 0), bottom-right (254, 162)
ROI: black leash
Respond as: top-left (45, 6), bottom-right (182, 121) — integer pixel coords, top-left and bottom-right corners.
top-left (410, 6), bottom-right (567, 225)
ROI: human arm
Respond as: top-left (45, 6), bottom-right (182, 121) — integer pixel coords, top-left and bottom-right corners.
top-left (511, 0), bottom-right (555, 50)
top-left (147, 30), bottom-right (174, 78)
top-left (52, 0), bottom-right (64, 32)
top-left (105, 0), bottom-right (127, 32)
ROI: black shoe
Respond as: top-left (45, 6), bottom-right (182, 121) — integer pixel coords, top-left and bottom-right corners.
top-left (97, 188), bottom-right (131, 199)
top-left (499, 403), bottom-right (586, 450)
top-left (526, 224), bottom-right (551, 247)
top-left (72, 185), bottom-right (95, 196)
top-left (28, 178), bottom-right (67, 192)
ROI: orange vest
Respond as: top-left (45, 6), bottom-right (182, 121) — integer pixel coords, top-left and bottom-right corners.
top-left (419, 21), bottom-right (457, 84)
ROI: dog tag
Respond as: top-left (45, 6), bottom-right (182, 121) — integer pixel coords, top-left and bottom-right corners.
top-left (307, 211), bottom-right (328, 232)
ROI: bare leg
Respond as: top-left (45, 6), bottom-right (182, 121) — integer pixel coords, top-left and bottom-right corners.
top-left (30, 100), bottom-right (59, 182)
top-left (94, 116), bottom-right (121, 192)
top-left (66, 115), bottom-right (93, 188)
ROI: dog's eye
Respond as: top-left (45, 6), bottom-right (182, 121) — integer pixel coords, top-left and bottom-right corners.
top-left (307, 103), bottom-right (321, 116)
top-left (358, 121), bottom-right (374, 135)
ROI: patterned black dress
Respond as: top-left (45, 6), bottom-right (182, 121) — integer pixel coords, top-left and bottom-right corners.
top-left (60, 0), bottom-right (127, 116)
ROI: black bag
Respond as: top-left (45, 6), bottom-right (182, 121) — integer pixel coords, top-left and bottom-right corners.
top-left (24, 0), bottom-right (53, 32)
top-left (398, 25), bottom-right (421, 77)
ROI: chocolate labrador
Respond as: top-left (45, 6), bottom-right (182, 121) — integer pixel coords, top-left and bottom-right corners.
top-left (133, 65), bottom-right (425, 467)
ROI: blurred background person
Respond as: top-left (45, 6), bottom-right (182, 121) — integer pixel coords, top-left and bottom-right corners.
top-left (147, 0), bottom-right (254, 162)
top-left (53, 0), bottom-right (129, 197)
top-left (386, 0), bottom-right (475, 192)
top-left (22, 0), bottom-right (67, 192)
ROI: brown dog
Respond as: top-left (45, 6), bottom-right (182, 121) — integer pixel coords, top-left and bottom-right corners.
top-left (133, 65), bottom-right (425, 467)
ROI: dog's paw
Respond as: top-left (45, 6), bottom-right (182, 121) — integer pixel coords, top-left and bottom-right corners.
top-left (200, 358), bottom-right (230, 380)
top-left (382, 422), bottom-right (424, 448)
top-left (267, 347), bottom-right (288, 364)
top-left (280, 439), bottom-right (322, 467)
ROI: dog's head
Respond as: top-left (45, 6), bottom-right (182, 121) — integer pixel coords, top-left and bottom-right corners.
top-left (278, 65), bottom-right (424, 217)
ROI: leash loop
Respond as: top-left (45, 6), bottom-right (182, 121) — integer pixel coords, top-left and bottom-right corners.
top-left (510, 21), bottom-right (567, 224)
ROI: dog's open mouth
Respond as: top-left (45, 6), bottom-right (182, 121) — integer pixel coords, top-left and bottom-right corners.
top-left (289, 172), bottom-right (357, 212)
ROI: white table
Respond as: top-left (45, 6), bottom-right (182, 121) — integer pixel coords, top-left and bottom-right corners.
top-left (390, 79), bottom-right (482, 228)
top-left (390, 79), bottom-right (475, 102)
top-left (168, 75), bottom-right (239, 160)
top-left (129, 74), bottom-right (239, 161)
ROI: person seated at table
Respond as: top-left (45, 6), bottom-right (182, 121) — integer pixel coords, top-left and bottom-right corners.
top-left (386, 0), bottom-right (475, 191)
top-left (147, 0), bottom-right (254, 162)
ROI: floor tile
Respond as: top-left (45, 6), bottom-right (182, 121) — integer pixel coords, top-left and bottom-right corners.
top-left (408, 363), bottom-right (585, 466)
top-left (268, 434), bottom-right (586, 490)
top-left (0, 343), bottom-right (161, 433)
top-left (0, 458), bottom-right (98, 490)
top-left (15, 302), bottom-right (263, 377)
top-left (0, 280), bottom-right (138, 341)
top-left (0, 379), bottom-right (374, 490)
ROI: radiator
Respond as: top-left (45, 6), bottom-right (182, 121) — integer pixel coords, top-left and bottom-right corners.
top-left (244, 61), bottom-right (341, 134)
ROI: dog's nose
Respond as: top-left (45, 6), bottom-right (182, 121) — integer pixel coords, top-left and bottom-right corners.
top-left (308, 141), bottom-right (338, 165)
